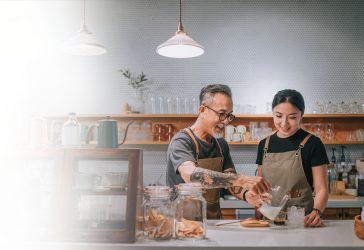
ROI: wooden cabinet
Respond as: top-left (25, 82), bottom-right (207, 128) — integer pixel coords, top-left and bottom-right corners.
top-left (322, 208), bottom-right (361, 220)
top-left (15, 148), bottom-right (143, 243)
top-left (221, 209), bottom-right (236, 219)
top-left (46, 114), bottom-right (364, 146)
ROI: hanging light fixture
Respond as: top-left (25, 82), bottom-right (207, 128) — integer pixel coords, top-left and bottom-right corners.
top-left (64, 0), bottom-right (106, 56)
top-left (156, 0), bottom-right (204, 58)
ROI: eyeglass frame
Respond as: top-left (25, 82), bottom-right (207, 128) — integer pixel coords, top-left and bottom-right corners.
top-left (204, 105), bottom-right (235, 122)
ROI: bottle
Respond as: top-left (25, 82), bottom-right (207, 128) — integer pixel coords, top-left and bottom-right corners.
top-left (61, 112), bottom-right (81, 146)
top-left (348, 165), bottom-right (358, 189)
top-left (175, 183), bottom-right (206, 240)
top-left (340, 145), bottom-right (348, 187)
top-left (143, 186), bottom-right (173, 240)
top-left (327, 163), bottom-right (337, 194)
top-left (331, 148), bottom-right (337, 164)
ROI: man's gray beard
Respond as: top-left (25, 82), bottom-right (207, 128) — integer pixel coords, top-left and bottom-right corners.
top-left (212, 127), bottom-right (223, 139)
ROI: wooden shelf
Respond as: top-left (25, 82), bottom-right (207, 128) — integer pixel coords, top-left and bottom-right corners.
top-left (122, 140), bottom-right (364, 146)
top-left (43, 113), bottom-right (364, 147)
top-left (44, 113), bottom-right (364, 119)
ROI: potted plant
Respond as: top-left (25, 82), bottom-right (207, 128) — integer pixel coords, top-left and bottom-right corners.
top-left (119, 69), bottom-right (152, 113)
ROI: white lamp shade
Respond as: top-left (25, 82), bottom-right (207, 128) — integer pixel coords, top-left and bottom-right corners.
top-left (64, 26), bottom-right (106, 56)
top-left (156, 32), bottom-right (204, 58)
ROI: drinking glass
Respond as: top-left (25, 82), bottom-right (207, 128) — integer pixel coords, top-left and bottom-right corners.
top-left (175, 96), bottom-right (181, 114)
top-left (147, 96), bottom-right (156, 114)
top-left (349, 101), bottom-right (360, 114)
top-left (190, 97), bottom-right (199, 114)
top-left (249, 122), bottom-right (258, 141)
top-left (166, 97), bottom-right (173, 114)
top-left (158, 96), bottom-right (164, 114)
top-left (287, 206), bottom-right (305, 229)
top-left (260, 122), bottom-right (268, 128)
top-left (183, 97), bottom-right (190, 114)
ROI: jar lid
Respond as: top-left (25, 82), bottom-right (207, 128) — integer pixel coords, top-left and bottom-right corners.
top-left (144, 186), bottom-right (171, 197)
top-left (177, 183), bottom-right (203, 194)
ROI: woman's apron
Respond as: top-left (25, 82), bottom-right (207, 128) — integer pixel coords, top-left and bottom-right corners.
top-left (262, 133), bottom-right (314, 214)
top-left (184, 128), bottom-right (224, 219)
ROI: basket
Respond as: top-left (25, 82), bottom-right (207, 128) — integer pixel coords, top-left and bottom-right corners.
top-left (354, 215), bottom-right (364, 240)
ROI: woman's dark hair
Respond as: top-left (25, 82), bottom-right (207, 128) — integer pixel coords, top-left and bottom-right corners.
top-left (272, 89), bottom-right (305, 114)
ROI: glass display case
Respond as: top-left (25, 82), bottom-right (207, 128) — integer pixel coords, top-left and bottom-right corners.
top-left (13, 148), bottom-right (143, 243)
top-left (62, 148), bottom-right (143, 243)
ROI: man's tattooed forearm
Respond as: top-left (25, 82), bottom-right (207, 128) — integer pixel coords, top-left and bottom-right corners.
top-left (190, 167), bottom-right (238, 189)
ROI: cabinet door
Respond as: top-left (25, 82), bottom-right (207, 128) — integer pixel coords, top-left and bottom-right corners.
top-left (221, 209), bottom-right (236, 219)
top-left (343, 208), bottom-right (361, 220)
top-left (59, 148), bottom-right (142, 243)
top-left (11, 148), bottom-right (65, 240)
top-left (322, 208), bottom-right (343, 220)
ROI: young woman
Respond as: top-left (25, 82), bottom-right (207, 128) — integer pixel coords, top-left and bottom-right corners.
top-left (247, 89), bottom-right (329, 227)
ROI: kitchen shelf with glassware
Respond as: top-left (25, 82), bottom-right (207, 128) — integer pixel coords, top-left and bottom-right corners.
top-left (42, 113), bottom-right (364, 146)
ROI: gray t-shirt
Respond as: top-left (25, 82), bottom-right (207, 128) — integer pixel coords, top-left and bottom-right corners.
top-left (166, 129), bottom-right (235, 187)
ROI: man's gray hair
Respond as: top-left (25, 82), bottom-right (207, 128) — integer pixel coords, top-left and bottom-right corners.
top-left (199, 84), bottom-right (232, 105)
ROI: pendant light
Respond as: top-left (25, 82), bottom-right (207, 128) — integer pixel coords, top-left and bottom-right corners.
top-left (64, 0), bottom-right (106, 56)
top-left (156, 0), bottom-right (204, 58)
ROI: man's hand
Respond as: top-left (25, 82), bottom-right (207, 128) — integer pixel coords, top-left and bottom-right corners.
top-left (232, 175), bottom-right (270, 195)
top-left (245, 191), bottom-right (272, 207)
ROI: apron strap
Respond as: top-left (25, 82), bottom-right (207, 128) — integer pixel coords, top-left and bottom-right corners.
top-left (184, 128), bottom-right (200, 161)
top-left (295, 134), bottom-right (312, 156)
top-left (215, 138), bottom-right (224, 157)
top-left (263, 134), bottom-right (272, 158)
top-left (183, 127), bottom-right (224, 161)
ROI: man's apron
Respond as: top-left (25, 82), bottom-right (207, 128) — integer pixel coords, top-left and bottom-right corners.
top-left (184, 128), bottom-right (224, 219)
top-left (262, 133), bottom-right (314, 214)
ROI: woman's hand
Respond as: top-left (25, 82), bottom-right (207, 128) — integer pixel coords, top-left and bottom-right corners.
top-left (304, 210), bottom-right (324, 227)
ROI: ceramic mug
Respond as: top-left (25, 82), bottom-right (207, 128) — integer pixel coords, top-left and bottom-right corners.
top-left (236, 125), bottom-right (247, 134)
top-left (225, 125), bottom-right (236, 135)
top-left (225, 134), bottom-right (232, 142)
top-left (232, 132), bottom-right (242, 142)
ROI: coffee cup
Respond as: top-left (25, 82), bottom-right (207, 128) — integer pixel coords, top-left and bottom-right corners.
top-left (274, 210), bottom-right (287, 225)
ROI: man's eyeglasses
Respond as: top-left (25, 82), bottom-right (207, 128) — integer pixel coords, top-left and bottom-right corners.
top-left (204, 105), bottom-right (235, 122)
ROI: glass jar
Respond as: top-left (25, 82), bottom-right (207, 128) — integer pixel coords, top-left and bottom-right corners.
top-left (175, 183), bottom-right (206, 240)
top-left (61, 112), bottom-right (81, 146)
top-left (143, 186), bottom-right (173, 240)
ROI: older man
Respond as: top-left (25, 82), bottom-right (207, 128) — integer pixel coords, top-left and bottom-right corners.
top-left (166, 84), bottom-right (269, 219)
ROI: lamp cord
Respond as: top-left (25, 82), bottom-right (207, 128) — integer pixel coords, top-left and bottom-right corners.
top-left (179, 0), bottom-right (182, 25)
top-left (178, 0), bottom-right (184, 32)
top-left (83, 0), bottom-right (86, 26)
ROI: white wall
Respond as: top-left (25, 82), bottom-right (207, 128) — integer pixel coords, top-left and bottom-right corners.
top-left (1, 0), bottom-right (363, 116)
top-left (1, 0), bottom-right (363, 183)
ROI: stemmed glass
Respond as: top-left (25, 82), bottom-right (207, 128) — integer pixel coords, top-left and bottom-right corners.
top-left (314, 123), bottom-right (323, 140)
top-left (325, 123), bottom-right (334, 141)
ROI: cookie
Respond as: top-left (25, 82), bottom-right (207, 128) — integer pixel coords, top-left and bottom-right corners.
top-left (240, 218), bottom-right (269, 227)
